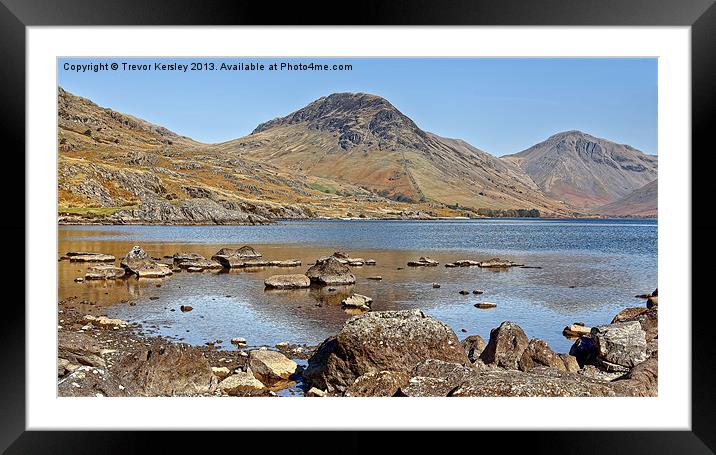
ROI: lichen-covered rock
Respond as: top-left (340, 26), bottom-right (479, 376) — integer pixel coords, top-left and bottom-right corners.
top-left (305, 256), bottom-right (356, 285)
top-left (115, 341), bottom-right (217, 396)
top-left (304, 309), bottom-right (468, 393)
top-left (450, 367), bottom-right (617, 397)
top-left (345, 370), bottom-right (409, 397)
top-left (591, 321), bottom-right (647, 368)
top-left (397, 359), bottom-right (476, 397)
top-left (617, 307), bottom-right (658, 342)
top-left (518, 338), bottom-right (566, 372)
top-left (461, 335), bottom-right (486, 363)
top-left (480, 321), bottom-right (529, 369)
top-left (58, 332), bottom-right (106, 374)
top-left (264, 274), bottom-right (311, 289)
top-left (610, 353), bottom-right (658, 397)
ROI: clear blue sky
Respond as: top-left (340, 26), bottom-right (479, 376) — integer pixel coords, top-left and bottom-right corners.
top-left (58, 57), bottom-right (657, 156)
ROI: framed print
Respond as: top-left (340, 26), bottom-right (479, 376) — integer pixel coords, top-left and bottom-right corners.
top-left (3, 0), bottom-right (714, 452)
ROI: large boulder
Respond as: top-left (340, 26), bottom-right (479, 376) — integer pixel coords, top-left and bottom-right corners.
top-left (479, 321), bottom-right (529, 369)
top-left (610, 353), bottom-right (658, 397)
top-left (264, 274), bottom-right (311, 289)
top-left (305, 257), bottom-right (356, 285)
top-left (397, 360), bottom-right (476, 397)
top-left (248, 348), bottom-right (298, 383)
top-left (616, 307), bottom-right (658, 343)
top-left (518, 338), bottom-right (566, 372)
top-left (303, 309), bottom-right (468, 393)
top-left (115, 341), bottom-right (217, 396)
top-left (121, 246), bottom-right (172, 278)
top-left (591, 321), bottom-right (647, 368)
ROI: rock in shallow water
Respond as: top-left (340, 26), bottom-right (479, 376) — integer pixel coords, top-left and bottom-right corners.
top-left (305, 257), bottom-right (356, 285)
top-left (341, 294), bottom-right (373, 311)
top-left (85, 264), bottom-right (126, 280)
top-left (248, 348), bottom-right (298, 383)
top-left (264, 274), bottom-right (311, 289)
top-left (219, 371), bottom-right (266, 395)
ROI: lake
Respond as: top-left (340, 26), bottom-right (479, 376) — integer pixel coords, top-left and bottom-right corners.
top-left (58, 218), bottom-right (657, 353)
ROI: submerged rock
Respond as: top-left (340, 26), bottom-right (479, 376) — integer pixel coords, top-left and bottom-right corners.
top-left (304, 309), bottom-right (468, 393)
top-left (478, 258), bottom-right (517, 268)
top-left (305, 257), bottom-right (356, 285)
top-left (264, 274), bottom-right (311, 289)
top-left (67, 252), bottom-right (115, 262)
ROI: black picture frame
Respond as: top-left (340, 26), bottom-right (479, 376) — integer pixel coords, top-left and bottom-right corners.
top-left (1, 0), bottom-right (712, 452)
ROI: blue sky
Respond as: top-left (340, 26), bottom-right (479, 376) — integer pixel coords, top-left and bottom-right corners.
top-left (58, 58), bottom-right (657, 156)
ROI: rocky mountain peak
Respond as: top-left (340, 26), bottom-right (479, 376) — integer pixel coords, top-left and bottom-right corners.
top-left (251, 92), bottom-right (431, 150)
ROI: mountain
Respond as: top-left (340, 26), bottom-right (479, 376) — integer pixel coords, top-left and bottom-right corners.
top-left (502, 131), bottom-right (658, 211)
top-left (592, 179), bottom-right (657, 217)
top-left (212, 93), bottom-right (569, 215)
top-left (57, 88), bottom-right (447, 224)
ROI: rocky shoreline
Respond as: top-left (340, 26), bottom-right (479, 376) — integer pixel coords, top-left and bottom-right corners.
top-left (58, 246), bottom-right (658, 397)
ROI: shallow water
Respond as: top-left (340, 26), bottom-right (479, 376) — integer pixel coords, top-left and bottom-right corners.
top-left (58, 219), bottom-right (657, 353)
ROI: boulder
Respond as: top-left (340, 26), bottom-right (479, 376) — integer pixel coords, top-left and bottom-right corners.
top-left (461, 335), bottom-right (486, 363)
top-left (219, 370), bottom-right (266, 396)
top-left (57, 366), bottom-right (135, 397)
top-left (479, 321), bottom-right (529, 369)
top-left (84, 264), bottom-right (126, 280)
top-left (591, 321), bottom-right (647, 368)
top-left (398, 360), bottom-right (476, 397)
top-left (559, 354), bottom-right (581, 373)
top-left (518, 338), bottom-right (566, 372)
top-left (211, 246), bottom-right (262, 267)
top-left (67, 252), bottom-right (115, 262)
top-left (563, 323), bottom-right (591, 338)
top-left (610, 353), bottom-right (658, 397)
top-left (303, 309), bottom-right (468, 393)
top-left (231, 337), bottom-right (247, 346)
top-left (264, 274), bottom-right (311, 289)
top-left (615, 306), bottom-right (658, 342)
top-left (345, 370), bottom-right (409, 397)
top-left (211, 366), bottom-right (231, 380)
top-left (115, 341), bottom-right (217, 396)
top-left (341, 294), bottom-right (373, 311)
top-left (180, 305), bottom-right (193, 312)
top-left (306, 387), bottom-right (328, 397)
top-left (647, 296), bottom-right (658, 309)
top-left (407, 257), bottom-right (439, 267)
top-left (611, 307), bottom-right (648, 323)
top-left (305, 257), bottom-right (356, 285)
top-left (248, 348), bottom-right (298, 383)
top-left (121, 246), bottom-right (172, 278)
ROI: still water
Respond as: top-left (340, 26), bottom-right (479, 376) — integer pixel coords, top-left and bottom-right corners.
top-left (58, 219), bottom-right (657, 353)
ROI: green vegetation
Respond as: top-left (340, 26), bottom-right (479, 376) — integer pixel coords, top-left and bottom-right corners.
top-left (308, 182), bottom-right (338, 194)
